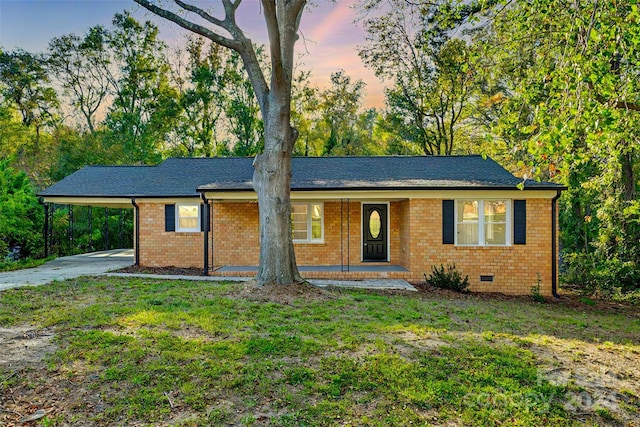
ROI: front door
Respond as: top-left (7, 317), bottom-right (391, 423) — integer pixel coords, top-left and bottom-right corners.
top-left (363, 204), bottom-right (387, 261)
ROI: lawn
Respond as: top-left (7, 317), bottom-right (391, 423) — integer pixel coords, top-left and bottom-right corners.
top-left (0, 278), bottom-right (638, 426)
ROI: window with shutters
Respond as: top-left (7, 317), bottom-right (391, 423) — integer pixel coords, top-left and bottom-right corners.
top-left (455, 200), bottom-right (510, 246)
top-left (176, 203), bottom-right (200, 232)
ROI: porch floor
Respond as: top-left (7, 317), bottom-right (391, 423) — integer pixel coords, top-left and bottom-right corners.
top-left (215, 265), bottom-right (409, 273)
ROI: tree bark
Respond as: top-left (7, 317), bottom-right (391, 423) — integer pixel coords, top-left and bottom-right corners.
top-left (253, 84), bottom-right (303, 285)
top-left (621, 149), bottom-right (636, 202)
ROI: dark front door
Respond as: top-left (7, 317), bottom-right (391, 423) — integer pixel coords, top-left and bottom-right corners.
top-left (363, 204), bottom-right (387, 261)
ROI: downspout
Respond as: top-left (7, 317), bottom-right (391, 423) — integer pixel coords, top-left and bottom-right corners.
top-left (551, 191), bottom-right (561, 298)
top-left (131, 198), bottom-right (140, 266)
top-left (200, 193), bottom-right (209, 275)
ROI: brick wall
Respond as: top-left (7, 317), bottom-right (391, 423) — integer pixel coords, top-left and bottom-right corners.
top-left (138, 197), bottom-right (557, 296)
top-left (212, 201), bottom-right (260, 266)
top-left (136, 202), bottom-right (204, 268)
top-left (404, 198), bottom-right (555, 296)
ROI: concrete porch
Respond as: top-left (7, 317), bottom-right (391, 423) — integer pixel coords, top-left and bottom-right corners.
top-left (210, 264), bottom-right (414, 281)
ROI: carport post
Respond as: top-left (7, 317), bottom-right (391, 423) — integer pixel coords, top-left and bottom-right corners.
top-left (43, 202), bottom-right (49, 258)
top-left (118, 209), bottom-right (124, 249)
top-left (104, 207), bottom-right (109, 251)
top-left (68, 205), bottom-right (74, 255)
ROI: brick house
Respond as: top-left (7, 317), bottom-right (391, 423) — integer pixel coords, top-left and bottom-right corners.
top-left (39, 156), bottom-right (564, 295)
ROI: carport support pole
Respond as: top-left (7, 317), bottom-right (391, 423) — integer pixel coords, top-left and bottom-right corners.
top-left (119, 209), bottom-right (124, 249)
top-left (43, 202), bottom-right (49, 258)
top-left (131, 198), bottom-right (140, 266)
top-left (68, 205), bottom-right (74, 255)
top-left (200, 194), bottom-right (209, 275)
top-left (88, 206), bottom-right (93, 250)
top-left (104, 207), bottom-right (109, 251)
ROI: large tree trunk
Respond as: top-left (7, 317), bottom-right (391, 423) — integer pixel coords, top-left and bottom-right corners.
top-left (253, 92), bottom-right (303, 286)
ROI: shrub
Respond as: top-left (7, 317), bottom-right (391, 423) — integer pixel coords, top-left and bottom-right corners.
top-left (424, 264), bottom-right (470, 293)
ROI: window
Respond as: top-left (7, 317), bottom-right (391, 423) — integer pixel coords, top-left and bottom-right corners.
top-left (455, 200), bottom-right (509, 246)
top-left (176, 203), bottom-right (200, 232)
top-left (291, 202), bottom-right (323, 243)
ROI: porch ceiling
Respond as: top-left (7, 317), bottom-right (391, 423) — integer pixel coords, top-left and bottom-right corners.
top-left (41, 196), bottom-right (134, 208)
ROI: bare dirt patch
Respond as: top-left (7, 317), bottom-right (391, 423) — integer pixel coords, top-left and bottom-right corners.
top-left (0, 326), bottom-right (60, 426)
top-left (530, 337), bottom-right (640, 426)
top-left (234, 280), bottom-right (337, 305)
top-left (115, 265), bottom-right (204, 276)
top-left (0, 326), bottom-right (56, 371)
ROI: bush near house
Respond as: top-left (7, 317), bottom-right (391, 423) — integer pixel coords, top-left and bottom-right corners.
top-left (0, 159), bottom-right (43, 262)
top-left (425, 263), bottom-right (470, 293)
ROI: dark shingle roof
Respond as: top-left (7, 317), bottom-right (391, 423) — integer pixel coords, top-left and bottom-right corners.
top-left (38, 156), bottom-right (564, 198)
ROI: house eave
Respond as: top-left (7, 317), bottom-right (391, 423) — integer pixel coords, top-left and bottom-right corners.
top-left (201, 188), bottom-right (563, 201)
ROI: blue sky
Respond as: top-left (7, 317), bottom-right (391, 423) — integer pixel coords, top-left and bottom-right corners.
top-left (0, 0), bottom-right (384, 107)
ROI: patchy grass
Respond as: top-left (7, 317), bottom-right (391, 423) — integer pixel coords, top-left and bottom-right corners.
top-left (0, 278), bottom-right (639, 426)
top-left (0, 256), bottom-right (55, 272)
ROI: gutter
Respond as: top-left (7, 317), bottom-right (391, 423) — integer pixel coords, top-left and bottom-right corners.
top-left (131, 198), bottom-right (140, 266)
top-left (200, 193), bottom-right (209, 275)
top-left (551, 190), bottom-right (562, 298)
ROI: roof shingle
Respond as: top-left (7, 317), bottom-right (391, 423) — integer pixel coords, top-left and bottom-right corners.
top-left (38, 156), bottom-right (564, 198)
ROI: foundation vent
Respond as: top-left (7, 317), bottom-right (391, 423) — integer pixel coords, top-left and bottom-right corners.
top-left (480, 275), bottom-right (494, 282)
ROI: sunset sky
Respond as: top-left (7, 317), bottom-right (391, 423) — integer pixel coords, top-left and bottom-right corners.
top-left (0, 0), bottom-right (386, 107)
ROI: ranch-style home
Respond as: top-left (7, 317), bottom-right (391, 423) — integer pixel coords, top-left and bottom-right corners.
top-left (39, 156), bottom-right (564, 296)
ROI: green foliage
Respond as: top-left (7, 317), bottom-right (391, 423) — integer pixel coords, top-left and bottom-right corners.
top-left (0, 48), bottom-right (59, 128)
top-left (0, 255), bottom-right (54, 272)
top-left (425, 263), bottom-right (470, 293)
top-left (0, 159), bottom-right (44, 260)
top-left (562, 252), bottom-right (640, 297)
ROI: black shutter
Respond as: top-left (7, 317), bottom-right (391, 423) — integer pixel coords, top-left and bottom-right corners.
top-left (513, 200), bottom-right (526, 245)
top-left (442, 200), bottom-right (455, 244)
top-left (165, 204), bottom-right (176, 232)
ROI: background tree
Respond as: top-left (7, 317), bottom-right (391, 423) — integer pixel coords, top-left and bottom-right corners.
top-left (103, 11), bottom-right (180, 164)
top-left (225, 49), bottom-right (265, 156)
top-left (169, 37), bottom-right (231, 157)
top-left (47, 26), bottom-right (111, 133)
top-left (319, 70), bottom-right (372, 155)
top-left (359, 1), bottom-right (478, 155)
top-left (133, 0), bottom-right (308, 286)
top-left (0, 49), bottom-right (59, 139)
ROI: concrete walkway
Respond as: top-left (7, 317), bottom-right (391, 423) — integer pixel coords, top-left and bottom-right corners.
top-left (0, 249), bottom-right (134, 291)
top-left (1, 249), bottom-right (417, 292)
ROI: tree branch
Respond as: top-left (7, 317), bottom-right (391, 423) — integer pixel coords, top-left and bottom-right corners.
top-left (133, 0), bottom-right (238, 50)
top-left (174, 0), bottom-right (226, 28)
top-left (262, 0), bottom-right (284, 85)
top-left (133, 0), bottom-right (269, 111)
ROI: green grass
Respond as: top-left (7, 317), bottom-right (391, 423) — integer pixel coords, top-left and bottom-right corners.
top-left (0, 255), bottom-right (55, 272)
top-left (1, 277), bottom-right (638, 426)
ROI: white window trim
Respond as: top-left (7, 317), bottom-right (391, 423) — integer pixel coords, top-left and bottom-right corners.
top-left (292, 202), bottom-right (324, 244)
top-left (455, 199), bottom-right (512, 246)
top-left (176, 203), bottom-right (201, 233)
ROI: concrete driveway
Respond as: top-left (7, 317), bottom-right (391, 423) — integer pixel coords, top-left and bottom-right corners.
top-left (0, 249), bottom-right (134, 291)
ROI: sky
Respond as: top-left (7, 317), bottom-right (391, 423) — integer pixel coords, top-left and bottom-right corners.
top-left (0, 0), bottom-right (386, 108)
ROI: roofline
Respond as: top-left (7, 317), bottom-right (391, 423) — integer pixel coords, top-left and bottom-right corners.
top-left (196, 185), bottom-right (567, 192)
top-left (37, 193), bottom-right (201, 198)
